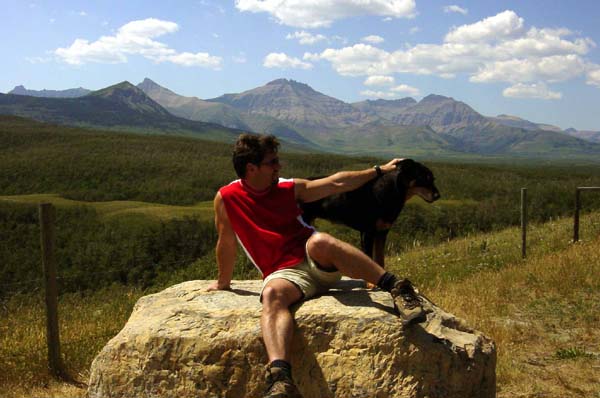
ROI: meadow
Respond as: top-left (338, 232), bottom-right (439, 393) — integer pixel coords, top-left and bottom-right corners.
top-left (1, 115), bottom-right (600, 397)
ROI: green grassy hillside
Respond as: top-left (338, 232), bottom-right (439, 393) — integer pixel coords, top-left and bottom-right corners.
top-left (0, 194), bottom-right (214, 222)
top-left (0, 115), bottom-right (359, 204)
top-left (3, 115), bottom-right (600, 206)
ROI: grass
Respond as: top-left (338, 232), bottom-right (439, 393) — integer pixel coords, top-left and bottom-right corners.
top-left (0, 194), bottom-right (215, 222)
top-left (0, 285), bottom-right (143, 397)
top-left (1, 211), bottom-right (599, 397)
top-left (424, 236), bottom-right (600, 397)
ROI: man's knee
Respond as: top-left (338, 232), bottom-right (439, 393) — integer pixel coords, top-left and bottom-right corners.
top-left (261, 282), bottom-right (300, 310)
top-left (307, 232), bottom-right (337, 259)
top-left (262, 285), bottom-right (283, 307)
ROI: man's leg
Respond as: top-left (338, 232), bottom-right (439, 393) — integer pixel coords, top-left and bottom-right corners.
top-left (306, 232), bottom-right (425, 325)
top-left (306, 232), bottom-right (385, 283)
top-left (260, 278), bottom-right (303, 398)
top-left (261, 278), bottom-right (303, 362)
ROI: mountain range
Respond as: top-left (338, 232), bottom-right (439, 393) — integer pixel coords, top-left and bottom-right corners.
top-left (9, 85), bottom-right (91, 98)
top-left (3, 79), bottom-right (600, 159)
top-left (0, 82), bottom-right (247, 143)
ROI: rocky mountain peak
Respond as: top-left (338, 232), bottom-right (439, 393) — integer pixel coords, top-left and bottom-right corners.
top-left (265, 78), bottom-right (315, 94)
top-left (88, 81), bottom-right (170, 116)
top-left (137, 78), bottom-right (177, 96)
top-left (90, 81), bottom-right (139, 97)
top-left (419, 94), bottom-right (453, 104)
top-left (266, 78), bottom-right (289, 85)
top-left (138, 78), bottom-right (161, 89)
top-left (10, 85), bottom-right (27, 94)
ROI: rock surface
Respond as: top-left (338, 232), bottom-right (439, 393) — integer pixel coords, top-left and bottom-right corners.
top-left (87, 279), bottom-right (496, 398)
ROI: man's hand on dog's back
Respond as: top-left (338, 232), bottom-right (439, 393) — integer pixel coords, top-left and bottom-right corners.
top-left (381, 158), bottom-right (406, 174)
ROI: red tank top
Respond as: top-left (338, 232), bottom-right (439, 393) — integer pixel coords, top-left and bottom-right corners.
top-left (219, 178), bottom-right (315, 278)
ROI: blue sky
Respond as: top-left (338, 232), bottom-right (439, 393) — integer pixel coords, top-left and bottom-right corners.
top-left (3, 0), bottom-right (600, 131)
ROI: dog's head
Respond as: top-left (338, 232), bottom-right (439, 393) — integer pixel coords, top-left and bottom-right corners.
top-left (395, 159), bottom-right (440, 203)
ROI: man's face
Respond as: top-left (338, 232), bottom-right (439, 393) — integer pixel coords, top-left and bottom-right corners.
top-left (257, 152), bottom-right (281, 185)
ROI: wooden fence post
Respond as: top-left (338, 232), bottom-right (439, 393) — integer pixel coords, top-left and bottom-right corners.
top-left (521, 188), bottom-right (527, 259)
top-left (573, 188), bottom-right (581, 242)
top-left (39, 203), bottom-right (64, 378)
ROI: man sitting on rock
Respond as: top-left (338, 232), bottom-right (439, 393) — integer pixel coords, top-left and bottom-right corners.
top-left (207, 133), bottom-right (425, 398)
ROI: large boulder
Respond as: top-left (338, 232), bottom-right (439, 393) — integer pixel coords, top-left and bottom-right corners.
top-left (87, 279), bottom-right (496, 398)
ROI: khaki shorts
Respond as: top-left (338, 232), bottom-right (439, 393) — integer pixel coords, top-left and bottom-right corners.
top-left (261, 243), bottom-right (342, 300)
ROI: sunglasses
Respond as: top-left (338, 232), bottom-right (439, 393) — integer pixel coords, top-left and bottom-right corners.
top-left (259, 157), bottom-right (280, 167)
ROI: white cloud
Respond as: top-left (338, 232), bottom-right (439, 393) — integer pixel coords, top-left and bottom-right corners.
top-left (364, 75), bottom-right (395, 86)
top-left (502, 83), bottom-right (562, 100)
top-left (305, 44), bottom-right (388, 76)
top-left (409, 26), bottom-right (420, 34)
top-left (360, 90), bottom-right (397, 98)
top-left (444, 10), bottom-right (524, 43)
top-left (362, 35), bottom-right (385, 44)
top-left (286, 31), bottom-right (327, 45)
top-left (54, 18), bottom-right (223, 69)
top-left (264, 52), bottom-right (313, 69)
top-left (391, 84), bottom-right (420, 96)
top-left (49, 18), bottom-right (56, 24)
top-left (495, 27), bottom-right (594, 58)
top-left (304, 10), bottom-right (598, 97)
top-left (158, 52), bottom-right (222, 68)
top-left (235, 0), bottom-right (417, 28)
top-left (79, 11), bottom-right (87, 17)
top-left (470, 54), bottom-right (587, 83)
top-left (586, 67), bottom-right (600, 88)
top-left (443, 5), bottom-right (468, 15)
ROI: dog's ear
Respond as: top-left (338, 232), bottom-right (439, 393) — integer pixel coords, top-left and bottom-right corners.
top-left (396, 159), bottom-right (417, 175)
top-left (396, 159), bottom-right (418, 186)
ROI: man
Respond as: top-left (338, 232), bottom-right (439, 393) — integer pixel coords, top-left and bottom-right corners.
top-left (207, 133), bottom-right (425, 398)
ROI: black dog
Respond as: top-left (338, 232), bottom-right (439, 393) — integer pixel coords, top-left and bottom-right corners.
top-left (300, 159), bottom-right (440, 269)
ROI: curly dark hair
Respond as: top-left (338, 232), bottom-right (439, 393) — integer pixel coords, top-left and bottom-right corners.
top-left (232, 133), bottom-right (280, 178)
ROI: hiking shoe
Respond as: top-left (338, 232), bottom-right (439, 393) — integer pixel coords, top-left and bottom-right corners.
top-left (263, 365), bottom-right (303, 398)
top-left (391, 278), bottom-right (425, 325)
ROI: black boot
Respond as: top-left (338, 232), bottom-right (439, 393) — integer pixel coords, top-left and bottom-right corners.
top-left (263, 363), bottom-right (303, 398)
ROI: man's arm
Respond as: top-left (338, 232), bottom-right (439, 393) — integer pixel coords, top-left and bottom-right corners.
top-left (295, 158), bottom-right (404, 203)
top-left (207, 192), bottom-right (237, 291)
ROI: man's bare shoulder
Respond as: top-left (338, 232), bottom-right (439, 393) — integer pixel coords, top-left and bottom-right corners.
top-left (293, 178), bottom-right (310, 200)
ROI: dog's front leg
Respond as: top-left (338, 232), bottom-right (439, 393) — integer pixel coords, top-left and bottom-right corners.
top-left (360, 231), bottom-right (374, 259)
top-left (362, 230), bottom-right (386, 289)
top-left (373, 230), bottom-right (389, 269)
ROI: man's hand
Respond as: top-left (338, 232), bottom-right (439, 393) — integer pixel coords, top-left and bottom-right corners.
top-left (206, 281), bottom-right (231, 291)
top-left (380, 158), bottom-right (405, 174)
